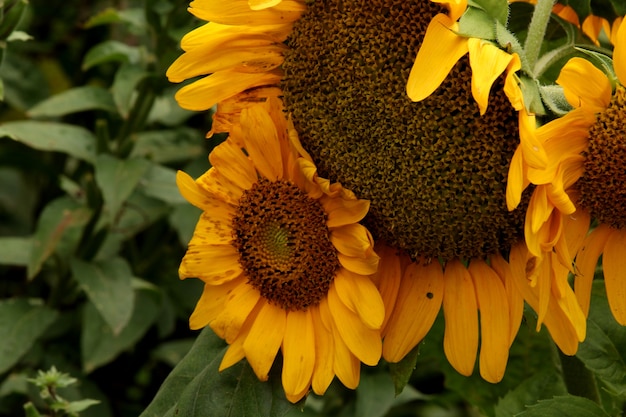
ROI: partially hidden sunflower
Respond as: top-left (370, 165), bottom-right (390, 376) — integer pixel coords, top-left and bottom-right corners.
top-left (509, 20), bottom-right (626, 325)
top-left (177, 98), bottom-right (383, 402)
top-left (168, 0), bottom-right (584, 390)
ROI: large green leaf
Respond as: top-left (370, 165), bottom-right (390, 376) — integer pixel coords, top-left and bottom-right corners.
top-left (81, 289), bottom-right (160, 373)
top-left (0, 121), bottom-right (97, 162)
top-left (94, 154), bottom-right (151, 224)
top-left (130, 128), bottom-right (205, 164)
top-left (388, 344), bottom-right (420, 396)
top-left (70, 257), bottom-right (134, 336)
top-left (138, 164), bottom-right (186, 205)
top-left (0, 236), bottom-right (31, 266)
top-left (494, 370), bottom-right (567, 417)
top-left (0, 298), bottom-right (58, 373)
top-left (82, 40), bottom-right (140, 71)
top-left (28, 197), bottom-right (91, 279)
top-left (111, 63), bottom-right (149, 118)
top-left (140, 328), bottom-right (297, 417)
top-left (28, 86), bottom-right (117, 117)
top-left (517, 395), bottom-right (610, 416)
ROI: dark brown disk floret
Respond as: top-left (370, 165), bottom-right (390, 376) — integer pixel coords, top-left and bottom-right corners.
top-left (281, 0), bottom-right (527, 261)
top-left (232, 178), bottom-right (339, 311)
top-left (578, 85), bottom-right (626, 229)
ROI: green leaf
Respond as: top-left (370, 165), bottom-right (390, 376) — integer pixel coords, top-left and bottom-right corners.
top-left (576, 281), bottom-right (626, 394)
top-left (494, 370), bottom-right (567, 417)
top-left (469, 0), bottom-right (509, 26)
top-left (140, 328), bottom-right (297, 417)
top-left (517, 395), bottom-right (611, 416)
top-left (138, 164), bottom-right (186, 205)
top-left (0, 298), bottom-right (59, 374)
top-left (0, 236), bottom-right (31, 266)
top-left (63, 399), bottom-right (101, 414)
top-left (0, 120), bottom-right (97, 162)
top-left (70, 257), bottom-right (134, 336)
top-left (94, 154), bottom-right (151, 224)
top-left (84, 7), bottom-right (147, 33)
top-left (388, 344), bottom-right (419, 396)
top-left (28, 86), bottom-right (117, 117)
top-left (81, 289), bottom-right (160, 373)
top-left (458, 6), bottom-right (497, 40)
top-left (355, 372), bottom-right (397, 417)
top-left (28, 197), bottom-right (91, 279)
top-left (82, 40), bottom-right (141, 71)
top-left (111, 63), bottom-right (149, 118)
top-left (152, 339), bottom-right (195, 367)
top-left (130, 128), bottom-right (205, 164)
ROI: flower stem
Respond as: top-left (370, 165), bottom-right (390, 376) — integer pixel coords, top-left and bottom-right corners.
top-left (524, 0), bottom-right (556, 74)
top-left (558, 349), bottom-right (601, 403)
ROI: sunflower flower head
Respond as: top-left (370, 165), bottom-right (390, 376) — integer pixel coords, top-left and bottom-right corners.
top-left (177, 100), bottom-right (383, 402)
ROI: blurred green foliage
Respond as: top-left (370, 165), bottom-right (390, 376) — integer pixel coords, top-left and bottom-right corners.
top-left (1, 1), bottom-right (626, 417)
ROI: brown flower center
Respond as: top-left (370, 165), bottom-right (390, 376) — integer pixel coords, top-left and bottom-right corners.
top-left (578, 85), bottom-right (626, 229)
top-left (281, 0), bottom-right (527, 261)
top-left (232, 178), bottom-right (339, 310)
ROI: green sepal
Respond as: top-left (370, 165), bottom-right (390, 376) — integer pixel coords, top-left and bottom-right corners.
top-left (458, 6), bottom-right (497, 40)
top-left (468, 0), bottom-right (509, 26)
top-left (539, 85), bottom-right (572, 116)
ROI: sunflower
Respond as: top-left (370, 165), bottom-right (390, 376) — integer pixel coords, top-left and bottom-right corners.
top-left (177, 99), bottom-right (383, 402)
top-left (168, 0), bottom-right (584, 386)
top-left (514, 21), bottom-right (626, 325)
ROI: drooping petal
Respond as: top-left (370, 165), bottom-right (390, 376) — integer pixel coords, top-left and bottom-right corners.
top-left (506, 147), bottom-right (528, 210)
top-left (490, 254), bottom-right (524, 346)
top-left (175, 69), bottom-right (282, 111)
top-left (383, 261), bottom-right (444, 362)
top-left (310, 306), bottom-right (335, 395)
top-left (575, 223), bottom-right (612, 316)
top-left (243, 301), bottom-right (286, 381)
top-left (189, 278), bottom-right (244, 329)
top-left (614, 19), bottom-right (626, 85)
top-left (328, 283), bottom-right (382, 366)
top-left (322, 196), bottom-right (370, 227)
top-left (282, 310), bottom-right (315, 398)
top-left (370, 243), bottom-right (403, 334)
top-left (468, 260), bottom-right (510, 383)
top-left (467, 38), bottom-right (515, 115)
top-left (210, 282), bottom-right (261, 343)
top-left (330, 224), bottom-right (376, 258)
top-left (518, 110), bottom-right (548, 170)
top-left (179, 244), bottom-right (243, 284)
top-left (333, 269), bottom-right (384, 330)
top-left (189, 0), bottom-right (305, 25)
top-left (238, 104), bottom-right (284, 180)
top-left (442, 260), bottom-right (478, 376)
top-left (406, 14), bottom-right (468, 101)
top-left (557, 57), bottom-right (611, 111)
top-left (602, 228), bottom-right (626, 325)
top-left (337, 252), bottom-right (380, 276)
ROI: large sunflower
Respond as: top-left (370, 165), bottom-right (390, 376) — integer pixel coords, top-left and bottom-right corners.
top-left (513, 20), bottom-right (626, 325)
top-left (177, 99), bottom-right (383, 402)
top-left (168, 0), bottom-right (584, 387)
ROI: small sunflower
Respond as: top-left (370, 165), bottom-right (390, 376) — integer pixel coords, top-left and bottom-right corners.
top-left (168, 0), bottom-right (584, 386)
top-left (177, 100), bottom-right (383, 402)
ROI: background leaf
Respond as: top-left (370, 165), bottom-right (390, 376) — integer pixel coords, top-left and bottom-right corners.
top-left (82, 40), bottom-right (141, 71)
top-left (0, 298), bottom-right (59, 374)
top-left (517, 395), bottom-right (611, 416)
top-left (0, 121), bottom-right (97, 162)
top-left (28, 86), bottom-right (117, 117)
top-left (71, 257), bottom-right (135, 336)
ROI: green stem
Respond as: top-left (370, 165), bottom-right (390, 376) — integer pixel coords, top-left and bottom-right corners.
top-left (558, 350), bottom-right (601, 403)
top-left (524, 0), bottom-right (556, 74)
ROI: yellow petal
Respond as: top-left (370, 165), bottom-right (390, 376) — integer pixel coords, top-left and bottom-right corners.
top-left (557, 57), bottom-right (611, 111)
top-left (370, 243), bottom-right (403, 334)
top-left (175, 69), bottom-right (282, 111)
top-left (614, 19), bottom-right (626, 85)
top-left (490, 254), bottom-right (524, 346)
top-left (534, 254), bottom-right (552, 330)
top-left (575, 223), bottom-right (611, 316)
top-left (189, 278), bottom-right (243, 329)
top-left (602, 228), bottom-right (626, 325)
top-left (189, 0), bottom-right (305, 25)
top-left (503, 54), bottom-right (523, 111)
top-left (211, 282), bottom-right (261, 343)
top-left (467, 38), bottom-right (514, 115)
top-left (582, 15), bottom-right (609, 45)
top-left (333, 268), bottom-right (385, 330)
top-left (243, 301), bottom-right (286, 381)
top-left (310, 306), bottom-right (335, 395)
top-left (188, 211), bottom-right (235, 246)
top-left (383, 261), bottom-right (443, 362)
top-left (196, 167), bottom-right (244, 205)
top-left (209, 139), bottom-right (258, 191)
top-left (506, 147), bottom-right (528, 210)
top-left (328, 284), bottom-right (382, 366)
top-left (542, 300), bottom-right (580, 355)
top-left (282, 310), bottom-right (315, 397)
top-left (469, 260), bottom-right (510, 383)
top-left (249, 0), bottom-right (282, 10)
top-left (220, 329), bottom-right (247, 371)
top-left (177, 170), bottom-right (237, 214)
top-left (322, 196), bottom-right (370, 227)
top-left (179, 244), bottom-right (243, 284)
top-left (337, 252), bottom-right (380, 276)
top-left (330, 224), bottom-right (375, 258)
top-left (518, 110), bottom-right (548, 170)
top-left (442, 260), bottom-right (478, 376)
top-left (238, 105), bottom-right (284, 180)
top-left (551, 258), bottom-right (586, 341)
top-left (406, 14), bottom-right (468, 101)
